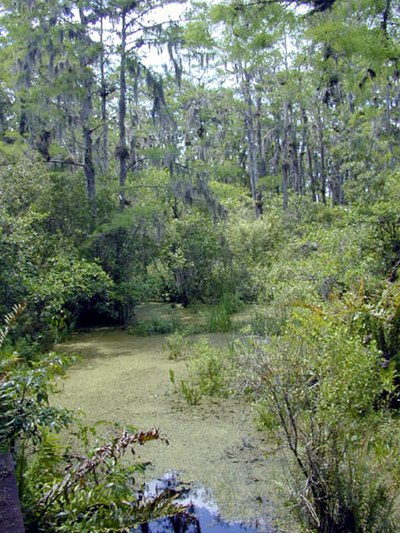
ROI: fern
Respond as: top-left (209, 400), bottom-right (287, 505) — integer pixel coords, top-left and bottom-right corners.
top-left (0, 303), bottom-right (26, 348)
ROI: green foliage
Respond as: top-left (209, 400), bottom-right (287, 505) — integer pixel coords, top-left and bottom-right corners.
top-left (0, 351), bottom-right (73, 452)
top-left (252, 202), bottom-right (382, 308)
top-left (0, 304), bottom-right (74, 523)
top-left (0, 150), bottom-right (118, 338)
top-left (253, 309), bottom-right (400, 532)
top-left (202, 304), bottom-right (232, 332)
top-left (164, 331), bottom-right (192, 359)
top-left (340, 279), bottom-right (400, 390)
top-left (179, 378), bottom-right (203, 406)
top-left (184, 19), bottom-right (214, 49)
top-left (0, 309), bottom-right (74, 454)
top-left (169, 337), bottom-right (231, 405)
top-left (363, 173), bottom-right (400, 275)
top-left (28, 254), bottom-right (115, 337)
top-left (0, 150), bottom-right (52, 215)
top-left (169, 368), bottom-right (177, 392)
top-left (306, 0), bottom-right (394, 70)
top-left (159, 210), bottom-right (226, 305)
top-left (209, 180), bottom-right (251, 211)
top-left (245, 310), bottom-right (285, 336)
top-left (225, 209), bottom-right (285, 302)
top-left (29, 428), bottom-right (181, 532)
top-left (46, 170), bottom-right (100, 242)
top-left (186, 338), bottom-right (229, 398)
top-left (130, 298), bottom-right (242, 337)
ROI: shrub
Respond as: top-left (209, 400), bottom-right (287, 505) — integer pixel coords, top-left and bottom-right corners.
top-left (252, 310), bottom-right (400, 532)
top-left (187, 338), bottom-right (229, 397)
top-left (246, 310), bottom-right (285, 336)
top-left (179, 379), bottom-right (203, 405)
top-left (128, 316), bottom-right (182, 336)
top-left (28, 428), bottom-right (181, 532)
top-left (202, 305), bottom-right (232, 333)
top-left (164, 332), bottom-right (192, 359)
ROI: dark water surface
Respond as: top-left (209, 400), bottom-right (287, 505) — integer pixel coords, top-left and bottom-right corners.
top-left (135, 507), bottom-right (261, 532)
top-left (133, 472), bottom-right (275, 533)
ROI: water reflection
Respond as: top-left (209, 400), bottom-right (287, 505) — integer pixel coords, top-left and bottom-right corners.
top-left (134, 506), bottom-right (261, 532)
top-left (132, 472), bottom-right (271, 533)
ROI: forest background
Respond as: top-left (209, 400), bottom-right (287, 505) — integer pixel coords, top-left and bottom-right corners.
top-left (2, 0), bottom-right (400, 532)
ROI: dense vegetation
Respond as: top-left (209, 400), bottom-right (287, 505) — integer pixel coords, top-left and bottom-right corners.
top-left (1, 0), bottom-right (400, 531)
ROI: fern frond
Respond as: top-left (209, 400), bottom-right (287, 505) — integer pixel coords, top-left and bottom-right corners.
top-left (0, 303), bottom-right (26, 348)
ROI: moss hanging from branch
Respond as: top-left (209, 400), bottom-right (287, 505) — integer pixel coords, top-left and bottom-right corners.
top-left (145, 70), bottom-right (167, 125)
top-left (171, 174), bottom-right (228, 221)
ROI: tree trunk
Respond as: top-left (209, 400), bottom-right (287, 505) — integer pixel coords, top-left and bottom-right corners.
top-left (331, 165), bottom-right (344, 206)
top-left (118, 9), bottom-right (129, 209)
top-left (78, 8), bottom-right (96, 212)
top-left (0, 453), bottom-right (25, 533)
top-left (317, 106), bottom-right (327, 204)
top-left (381, 0), bottom-right (391, 35)
top-left (256, 96), bottom-right (266, 178)
top-left (288, 104), bottom-right (300, 194)
top-left (241, 66), bottom-right (261, 217)
top-left (299, 108), bottom-right (308, 196)
top-left (308, 145), bottom-right (317, 202)
top-left (99, 7), bottom-right (109, 174)
top-left (81, 82), bottom-right (96, 206)
top-left (282, 100), bottom-right (289, 210)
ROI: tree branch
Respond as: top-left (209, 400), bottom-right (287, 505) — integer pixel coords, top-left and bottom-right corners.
top-left (47, 159), bottom-right (85, 168)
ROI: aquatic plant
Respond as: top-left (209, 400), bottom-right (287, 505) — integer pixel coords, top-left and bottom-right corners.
top-left (179, 378), bottom-right (203, 406)
top-left (164, 331), bottom-right (192, 359)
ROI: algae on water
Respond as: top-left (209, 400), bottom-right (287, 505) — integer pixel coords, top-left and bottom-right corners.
top-left (55, 328), bottom-right (296, 532)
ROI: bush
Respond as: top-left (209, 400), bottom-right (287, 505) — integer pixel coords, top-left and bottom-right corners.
top-left (163, 332), bottom-right (192, 359)
top-left (26, 427), bottom-right (181, 532)
top-left (27, 255), bottom-right (116, 339)
top-left (246, 310), bottom-right (285, 336)
top-left (179, 378), bottom-right (203, 405)
top-left (187, 338), bottom-right (230, 397)
top-left (202, 305), bottom-right (232, 332)
top-left (252, 310), bottom-right (400, 532)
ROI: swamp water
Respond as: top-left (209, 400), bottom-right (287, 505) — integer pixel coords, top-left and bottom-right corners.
top-left (55, 329), bottom-right (296, 533)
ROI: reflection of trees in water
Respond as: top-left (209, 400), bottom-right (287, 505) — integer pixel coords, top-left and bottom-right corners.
top-left (137, 510), bottom-right (201, 533)
top-left (134, 472), bottom-right (262, 533)
top-left (135, 471), bottom-right (201, 533)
